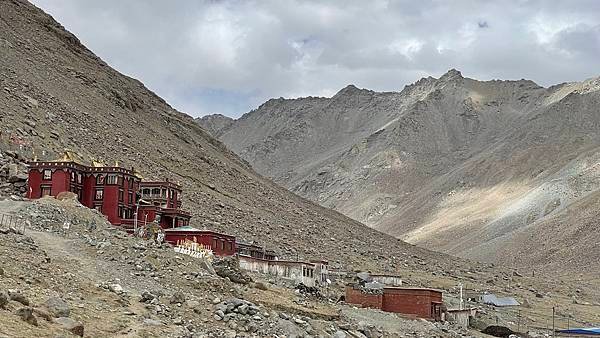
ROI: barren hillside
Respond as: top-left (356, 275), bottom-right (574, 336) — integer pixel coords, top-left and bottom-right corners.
top-left (200, 68), bottom-right (600, 272)
top-left (0, 0), bottom-right (459, 274)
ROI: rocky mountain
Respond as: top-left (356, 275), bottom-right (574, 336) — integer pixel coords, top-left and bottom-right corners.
top-left (195, 114), bottom-right (235, 137)
top-left (3, 1), bottom-right (600, 336)
top-left (200, 68), bottom-right (600, 272)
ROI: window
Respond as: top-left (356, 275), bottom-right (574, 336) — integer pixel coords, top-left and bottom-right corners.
top-left (43, 169), bottom-right (52, 180)
top-left (106, 174), bottom-right (118, 185)
top-left (161, 188), bottom-right (167, 198)
top-left (152, 188), bottom-right (160, 196)
top-left (41, 186), bottom-right (51, 197)
top-left (119, 189), bottom-right (124, 202)
top-left (212, 239), bottom-right (217, 249)
top-left (221, 240), bottom-right (225, 250)
top-left (96, 174), bottom-right (105, 185)
top-left (118, 206), bottom-right (123, 218)
top-left (128, 192), bottom-right (133, 204)
top-left (142, 188), bottom-right (150, 196)
top-left (228, 242), bottom-right (233, 252)
top-left (95, 189), bottom-right (103, 200)
top-left (77, 173), bottom-right (82, 184)
top-left (71, 172), bottom-right (76, 182)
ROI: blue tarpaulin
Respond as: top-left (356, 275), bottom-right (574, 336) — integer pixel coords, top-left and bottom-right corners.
top-left (557, 328), bottom-right (600, 335)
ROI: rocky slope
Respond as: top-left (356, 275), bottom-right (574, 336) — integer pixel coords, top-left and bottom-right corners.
top-left (200, 68), bottom-right (600, 272)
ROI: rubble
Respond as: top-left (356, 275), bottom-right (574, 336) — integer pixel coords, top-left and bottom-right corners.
top-left (213, 256), bottom-right (252, 284)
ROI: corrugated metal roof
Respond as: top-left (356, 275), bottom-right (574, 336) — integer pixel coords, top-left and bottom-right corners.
top-left (482, 294), bottom-right (520, 307)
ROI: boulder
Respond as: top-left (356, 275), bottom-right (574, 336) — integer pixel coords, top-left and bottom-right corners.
top-left (56, 191), bottom-right (78, 201)
top-left (140, 290), bottom-right (156, 303)
top-left (0, 291), bottom-right (8, 309)
top-left (32, 308), bottom-right (53, 321)
top-left (170, 291), bottom-right (185, 304)
top-left (55, 317), bottom-right (84, 336)
top-left (45, 297), bottom-right (70, 318)
top-left (8, 291), bottom-right (29, 306)
top-left (16, 307), bottom-right (38, 326)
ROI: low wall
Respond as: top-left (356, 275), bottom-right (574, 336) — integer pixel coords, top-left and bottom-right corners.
top-left (371, 274), bottom-right (402, 286)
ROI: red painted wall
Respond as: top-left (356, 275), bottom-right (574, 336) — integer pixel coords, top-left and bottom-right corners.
top-left (102, 185), bottom-right (120, 225)
top-left (345, 287), bottom-right (383, 309)
top-left (28, 170), bottom-right (42, 198)
top-left (81, 174), bottom-right (94, 208)
top-left (51, 170), bottom-right (69, 196)
top-left (345, 287), bottom-right (443, 320)
top-left (382, 289), bottom-right (442, 319)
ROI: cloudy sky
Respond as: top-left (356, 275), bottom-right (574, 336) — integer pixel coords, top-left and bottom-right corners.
top-left (31, 0), bottom-right (600, 118)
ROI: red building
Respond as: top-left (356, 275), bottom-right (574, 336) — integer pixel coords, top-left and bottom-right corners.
top-left (164, 227), bottom-right (236, 256)
top-left (137, 181), bottom-right (191, 229)
top-left (28, 156), bottom-right (140, 225)
top-left (346, 286), bottom-right (443, 320)
top-left (27, 154), bottom-right (191, 230)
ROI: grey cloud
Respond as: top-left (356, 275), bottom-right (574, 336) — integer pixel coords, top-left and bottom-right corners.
top-left (31, 0), bottom-right (600, 117)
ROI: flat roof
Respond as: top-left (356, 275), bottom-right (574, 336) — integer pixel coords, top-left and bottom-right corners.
top-left (29, 161), bottom-right (140, 177)
top-left (238, 255), bottom-right (314, 266)
top-left (382, 286), bottom-right (444, 293)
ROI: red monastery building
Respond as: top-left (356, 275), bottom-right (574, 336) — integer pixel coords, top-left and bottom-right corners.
top-left (28, 155), bottom-right (141, 225)
top-left (27, 153), bottom-right (190, 229)
top-left (137, 181), bottom-right (191, 229)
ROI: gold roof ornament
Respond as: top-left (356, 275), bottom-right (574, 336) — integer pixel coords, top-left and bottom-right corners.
top-left (91, 159), bottom-right (106, 167)
top-left (133, 167), bottom-right (143, 179)
top-left (54, 150), bottom-right (83, 164)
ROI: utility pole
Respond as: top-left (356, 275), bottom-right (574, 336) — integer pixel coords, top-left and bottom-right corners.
top-left (459, 283), bottom-right (464, 310)
top-left (552, 306), bottom-right (556, 337)
top-left (517, 309), bottom-right (521, 333)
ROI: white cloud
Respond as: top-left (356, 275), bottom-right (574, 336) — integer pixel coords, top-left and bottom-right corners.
top-left (30, 0), bottom-right (600, 117)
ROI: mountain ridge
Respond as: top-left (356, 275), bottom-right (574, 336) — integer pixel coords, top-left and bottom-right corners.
top-left (199, 68), bottom-right (600, 273)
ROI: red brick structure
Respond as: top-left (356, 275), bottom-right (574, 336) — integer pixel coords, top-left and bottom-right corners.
top-left (164, 227), bottom-right (236, 256)
top-left (28, 157), bottom-right (140, 225)
top-left (346, 286), bottom-right (443, 320)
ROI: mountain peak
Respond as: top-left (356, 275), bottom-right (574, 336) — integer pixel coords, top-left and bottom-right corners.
top-left (335, 84), bottom-right (364, 96)
top-left (439, 68), bottom-right (463, 81)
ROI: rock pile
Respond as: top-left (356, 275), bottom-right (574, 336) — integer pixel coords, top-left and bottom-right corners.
top-left (213, 256), bottom-right (252, 284)
top-left (0, 149), bottom-right (27, 198)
